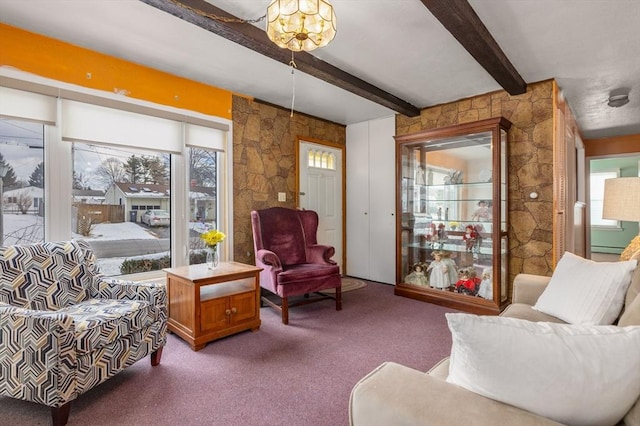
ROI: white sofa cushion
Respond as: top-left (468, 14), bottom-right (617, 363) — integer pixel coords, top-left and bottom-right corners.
top-left (446, 313), bottom-right (640, 426)
top-left (533, 252), bottom-right (637, 325)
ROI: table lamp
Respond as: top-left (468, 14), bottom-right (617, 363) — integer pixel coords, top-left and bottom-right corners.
top-left (602, 177), bottom-right (640, 260)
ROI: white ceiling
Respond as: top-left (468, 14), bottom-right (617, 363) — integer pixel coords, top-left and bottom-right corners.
top-left (1, 0), bottom-right (639, 139)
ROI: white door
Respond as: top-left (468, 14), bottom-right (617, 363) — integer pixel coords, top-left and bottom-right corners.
top-left (299, 141), bottom-right (344, 273)
top-left (368, 117), bottom-right (397, 284)
top-left (346, 121), bottom-right (370, 279)
top-left (346, 117), bottom-right (396, 284)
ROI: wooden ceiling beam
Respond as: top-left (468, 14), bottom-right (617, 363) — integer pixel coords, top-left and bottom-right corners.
top-left (139, 0), bottom-right (421, 117)
top-left (420, 0), bottom-right (527, 95)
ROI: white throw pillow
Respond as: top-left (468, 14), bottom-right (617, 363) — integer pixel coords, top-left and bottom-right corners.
top-left (446, 313), bottom-right (640, 426)
top-left (533, 252), bottom-right (637, 325)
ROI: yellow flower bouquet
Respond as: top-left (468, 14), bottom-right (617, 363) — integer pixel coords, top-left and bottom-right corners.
top-left (200, 229), bottom-right (226, 248)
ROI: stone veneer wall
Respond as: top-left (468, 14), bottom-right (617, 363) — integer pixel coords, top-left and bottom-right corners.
top-left (232, 95), bottom-right (346, 263)
top-left (396, 80), bottom-right (555, 288)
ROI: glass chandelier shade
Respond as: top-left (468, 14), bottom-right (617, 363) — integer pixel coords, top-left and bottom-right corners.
top-left (266, 0), bottom-right (337, 52)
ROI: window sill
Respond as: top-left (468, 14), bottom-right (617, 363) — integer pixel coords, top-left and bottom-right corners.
top-left (115, 270), bottom-right (167, 284)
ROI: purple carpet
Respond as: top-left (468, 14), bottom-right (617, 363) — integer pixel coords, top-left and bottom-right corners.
top-left (2, 281), bottom-right (457, 425)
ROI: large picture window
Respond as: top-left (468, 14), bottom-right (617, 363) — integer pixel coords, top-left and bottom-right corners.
top-left (1, 79), bottom-right (230, 278)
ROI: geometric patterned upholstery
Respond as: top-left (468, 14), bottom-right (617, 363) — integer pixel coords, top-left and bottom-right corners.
top-left (58, 298), bottom-right (156, 353)
top-left (0, 240), bottom-right (167, 424)
top-left (0, 240), bottom-right (99, 310)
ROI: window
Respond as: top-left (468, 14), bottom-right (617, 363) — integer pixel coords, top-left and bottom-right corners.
top-left (187, 148), bottom-right (219, 265)
top-left (0, 118), bottom-right (45, 245)
top-left (590, 170), bottom-right (620, 228)
top-left (308, 148), bottom-right (336, 170)
top-left (2, 80), bottom-right (231, 279)
top-left (72, 142), bottom-right (171, 276)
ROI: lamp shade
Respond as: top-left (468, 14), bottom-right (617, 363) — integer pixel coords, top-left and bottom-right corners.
top-left (266, 0), bottom-right (337, 52)
top-left (602, 177), bottom-right (640, 222)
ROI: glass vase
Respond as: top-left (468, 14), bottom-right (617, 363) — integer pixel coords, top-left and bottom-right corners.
top-left (206, 246), bottom-right (219, 270)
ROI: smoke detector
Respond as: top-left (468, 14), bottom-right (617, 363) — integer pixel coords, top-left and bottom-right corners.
top-left (607, 93), bottom-right (630, 108)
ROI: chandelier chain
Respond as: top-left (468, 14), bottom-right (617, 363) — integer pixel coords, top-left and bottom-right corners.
top-left (290, 51), bottom-right (297, 118)
top-left (168, 0), bottom-right (266, 24)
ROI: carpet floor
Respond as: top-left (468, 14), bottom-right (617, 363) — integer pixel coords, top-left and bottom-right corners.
top-left (2, 281), bottom-right (457, 426)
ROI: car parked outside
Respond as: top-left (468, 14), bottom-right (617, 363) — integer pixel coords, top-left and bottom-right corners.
top-left (141, 209), bottom-right (170, 227)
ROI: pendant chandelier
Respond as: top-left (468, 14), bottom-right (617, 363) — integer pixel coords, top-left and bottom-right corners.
top-left (266, 0), bottom-right (337, 52)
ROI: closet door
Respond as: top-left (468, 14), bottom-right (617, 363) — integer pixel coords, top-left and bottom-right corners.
top-left (368, 116), bottom-right (396, 284)
top-left (346, 121), bottom-right (370, 279)
top-left (346, 117), bottom-right (396, 284)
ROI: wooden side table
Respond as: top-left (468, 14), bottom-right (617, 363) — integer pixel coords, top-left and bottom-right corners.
top-left (164, 262), bottom-right (262, 351)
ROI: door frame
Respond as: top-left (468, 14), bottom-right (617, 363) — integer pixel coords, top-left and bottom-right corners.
top-left (295, 136), bottom-right (347, 271)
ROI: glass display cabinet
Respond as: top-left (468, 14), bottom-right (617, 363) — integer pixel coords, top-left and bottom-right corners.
top-left (395, 117), bottom-right (511, 314)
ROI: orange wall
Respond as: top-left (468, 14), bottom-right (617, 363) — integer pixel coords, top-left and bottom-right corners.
top-left (0, 23), bottom-right (233, 119)
top-left (584, 134), bottom-right (640, 157)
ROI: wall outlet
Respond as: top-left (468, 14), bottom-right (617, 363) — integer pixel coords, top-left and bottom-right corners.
top-left (278, 192), bottom-right (286, 202)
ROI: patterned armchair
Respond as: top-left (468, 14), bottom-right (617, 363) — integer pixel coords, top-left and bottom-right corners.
top-left (251, 207), bottom-right (342, 324)
top-left (0, 240), bottom-right (167, 426)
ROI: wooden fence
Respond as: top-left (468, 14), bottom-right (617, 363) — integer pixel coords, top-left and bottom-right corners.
top-left (75, 204), bottom-right (124, 224)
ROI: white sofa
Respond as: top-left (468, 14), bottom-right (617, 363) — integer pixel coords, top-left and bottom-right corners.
top-left (350, 252), bottom-right (640, 426)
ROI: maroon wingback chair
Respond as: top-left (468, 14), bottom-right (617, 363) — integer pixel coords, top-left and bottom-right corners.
top-left (250, 207), bottom-right (342, 324)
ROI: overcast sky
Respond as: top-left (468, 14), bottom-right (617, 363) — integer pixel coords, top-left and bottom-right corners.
top-left (0, 119), bottom-right (44, 182)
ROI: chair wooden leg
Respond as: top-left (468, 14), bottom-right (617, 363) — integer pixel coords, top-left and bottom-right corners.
top-left (282, 296), bottom-right (289, 325)
top-left (336, 286), bottom-right (342, 311)
top-left (151, 346), bottom-right (163, 366)
top-left (52, 402), bottom-right (71, 426)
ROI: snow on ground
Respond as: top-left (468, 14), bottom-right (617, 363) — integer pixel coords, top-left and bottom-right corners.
top-left (75, 222), bottom-right (163, 276)
top-left (2, 213), bottom-right (44, 245)
top-left (3, 214), bottom-right (210, 277)
top-left (74, 222), bottom-right (156, 241)
top-left (98, 251), bottom-right (169, 277)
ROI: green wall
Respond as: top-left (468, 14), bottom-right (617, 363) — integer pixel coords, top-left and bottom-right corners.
top-left (590, 156), bottom-right (640, 254)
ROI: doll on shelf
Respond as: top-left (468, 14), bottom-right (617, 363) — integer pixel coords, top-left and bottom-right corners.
top-left (424, 223), bottom-right (437, 247)
top-left (455, 267), bottom-right (481, 296)
top-left (473, 224), bottom-right (484, 252)
top-left (441, 251), bottom-right (459, 286)
top-left (427, 251), bottom-right (450, 290)
top-left (405, 262), bottom-right (429, 287)
top-left (477, 268), bottom-right (493, 299)
top-left (471, 200), bottom-right (492, 222)
top-left (463, 225), bottom-right (478, 252)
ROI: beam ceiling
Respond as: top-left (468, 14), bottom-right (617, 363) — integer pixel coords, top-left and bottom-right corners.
top-left (140, 0), bottom-right (526, 116)
top-left (420, 0), bottom-right (527, 95)
top-left (139, 0), bottom-right (421, 117)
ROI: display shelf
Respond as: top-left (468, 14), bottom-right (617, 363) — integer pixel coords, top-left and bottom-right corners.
top-left (395, 117), bottom-right (511, 315)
